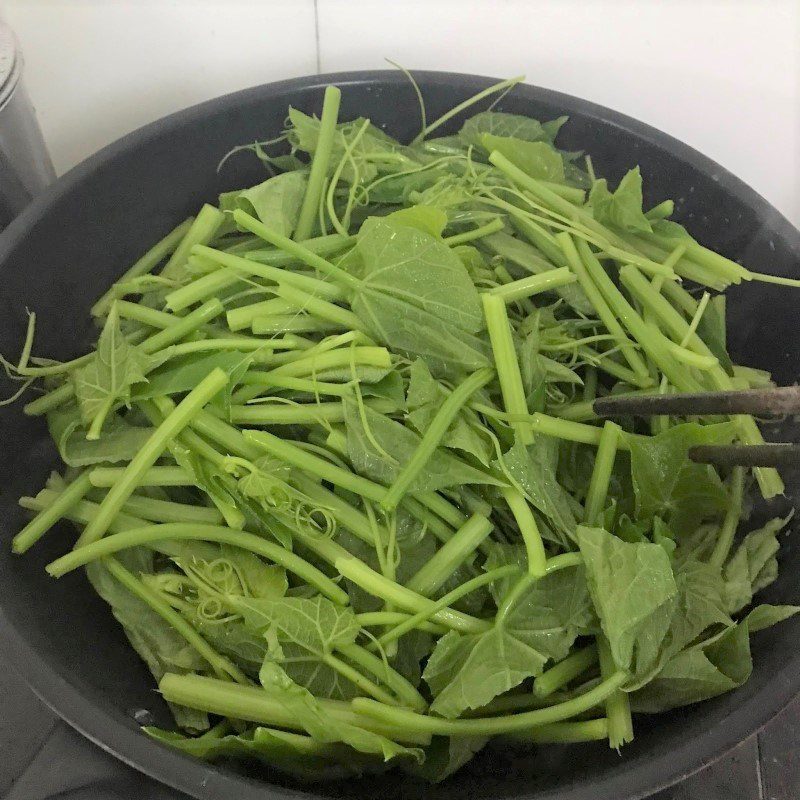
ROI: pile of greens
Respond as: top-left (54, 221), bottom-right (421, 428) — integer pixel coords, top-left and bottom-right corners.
top-left (5, 76), bottom-right (799, 783)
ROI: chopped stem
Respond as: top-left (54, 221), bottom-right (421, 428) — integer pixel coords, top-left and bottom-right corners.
top-left (533, 644), bottom-right (599, 698)
top-left (140, 299), bottom-right (225, 354)
top-left (482, 293), bottom-right (533, 445)
top-left (295, 85), bottom-right (342, 241)
top-left (583, 421), bottom-right (621, 525)
top-left (226, 398), bottom-right (395, 426)
top-left (273, 282), bottom-right (363, 331)
top-left (158, 673), bottom-right (431, 745)
top-left (443, 217), bottom-right (505, 246)
top-left (47, 522), bottom-right (348, 605)
top-left (161, 204), bottom-right (225, 280)
top-left (73, 368), bottom-right (229, 546)
top-left (321, 652), bottom-right (400, 706)
top-left (116, 301), bottom-right (178, 330)
top-left (598, 636), bottom-right (633, 749)
top-left (356, 611), bottom-right (445, 636)
top-left (89, 466), bottom-right (193, 488)
top-left (488, 267), bottom-right (577, 302)
top-left (500, 487), bottom-right (547, 576)
top-left (709, 466), bottom-right (745, 568)
top-left (382, 367), bottom-right (494, 510)
top-left (232, 210), bottom-right (360, 290)
top-left (405, 513), bottom-right (494, 596)
top-left (351, 670), bottom-right (627, 735)
top-left (12, 471), bottom-right (92, 553)
top-left (503, 718), bottom-right (609, 743)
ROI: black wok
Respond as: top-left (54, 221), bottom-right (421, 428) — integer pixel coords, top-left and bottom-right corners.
top-left (0, 71), bottom-right (798, 800)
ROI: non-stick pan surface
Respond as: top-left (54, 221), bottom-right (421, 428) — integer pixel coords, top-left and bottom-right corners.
top-left (0, 71), bottom-right (798, 800)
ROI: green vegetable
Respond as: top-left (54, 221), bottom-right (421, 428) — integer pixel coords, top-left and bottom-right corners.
top-left (5, 76), bottom-right (796, 783)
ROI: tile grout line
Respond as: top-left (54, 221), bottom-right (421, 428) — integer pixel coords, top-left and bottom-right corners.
top-left (313, 0), bottom-right (321, 73)
top-left (755, 733), bottom-right (765, 800)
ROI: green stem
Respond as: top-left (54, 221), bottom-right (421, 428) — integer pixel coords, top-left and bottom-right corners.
top-left (336, 643), bottom-right (427, 711)
top-left (482, 293), bottom-right (533, 445)
top-left (20, 492), bottom-right (146, 534)
top-left (192, 247), bottom-right (346, 301)
top-left (377, 566), bottom-right (518, 649)
top-left (412, 75), bottom-right (524, 143)
top-left (232, 210), bottom-right (360, 291)
top-left (295, 85), bottom-right (342, 241)
top-left (500, 486), bottom-right (547, 576)
top-left (405, 513), bottom-right (494, 596)
top-left (73, 368), bottom-right (229, 547)
top-left (443, 218), bottom-right (505, 246)
top-left (488, 267), bottom-right (577, 303)
top-left (356, 611), bottom-right (445, 636)
top-left (111, 493), bottom-right (223, 525)
top-left (598, 636), bottom-right (633, 749)
top-left (226, 398), bottom-right (395, 426)
top-left (12, 471), bottom-right (92, 553)
top-left (533, 644), bottom-right (598, 698)
top-left (557, 232), bottom-right (651, 383)
top-left (89, 466), bottom-right (194, 488)
top-left (415, 491), bottom-right (468, 529)
top-left (351, 670), bottom-right (627, 736)
top-left (709, 466), bottom-right (745, 568)
top-left (503, 718), bottom-right (609, 743)
top-left (245, 233), bottom-right (354, 265)
top-left (251, 314), bottom-right (342, 336)
top-left (274, 282), bottom-right (363, 331)
top-left (620, 265), bottom-right (783, 498)
top-left (139, 299), bottom-right (224, 354)
top-left (382, 367), bottom-right (494, 510)
top-left (103, 556), bottom-right (249, 684)
top-left (334, 556), bottom-right (490, 635)
top-left (583, 421), bottom-right (621, 525)
top-left (115, 301), bottom-right (178, 330)
top-left (226, 298), bottom-right (300, 331)
top-left (47, 522), bottom-right (348, 605)
top-left (91, 217), bottom-right (194, 316)
top-left (527, 412), bottom-right (633, 450)
top-left (161, 204), bottom-right (225, 280)
top-left (158, 673), bottom-right (431, 745)
top-left (321, 652), bottom-right (400, 706)
top-left (165, 268), bottom-right (246, 313)
top-left (23, 382), bottom-right (74, 416)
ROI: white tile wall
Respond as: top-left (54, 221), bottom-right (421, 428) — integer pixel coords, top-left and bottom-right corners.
top-left (3, 0), bottom-right (799, 227)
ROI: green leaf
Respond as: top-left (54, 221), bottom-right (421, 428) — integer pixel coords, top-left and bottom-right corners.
top-left (259, 662), bottom-right (422, 763)
top-left (744, 604), bottom-right (800, 633)
top-left (494, 436), bottom-right (577, 542)
top-left (86, 558), bottom-right (210, 731)
top-left (630, 623), bottom-right (752, 713)
top-left (723, 516), bottom-right (790, 613)
top-left (481, 134), bottom-right (565, 182)
top-left (146, 725), bottom-right (368, 780)
top-left (344, 400), bottom-right (502, 493)
top-left (132, 350), bottom-right (250, 400)
top-left (404, 736), bottom-right (488, 783)
top-left (423, 566), bottom-right (591, 717)
top-left (355, 217), bottom-right (484, 333)
top-left (220, 171), bottom-right (307, 238)
top-left (385, 205), bottom-right (448, 237)
top-left (459, 112), bottom-right (566, 148)
top-left (231, 595), bottom-right (360, 658)
top-left (577, 525), bottom-right (678, 678)
top-left (71, 304), bottom-right (156, 430)
top-left (47, 405), bottom-right (155, 467)
top-left (663, 557), bottom-right (732, 656)
top-left (626, 422), bottom-right (734, 535)
top-left (589, 167), bottom-right (653, 234)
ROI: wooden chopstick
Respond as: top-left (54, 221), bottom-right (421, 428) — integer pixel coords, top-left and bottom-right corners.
top-left (594, 386), bottom-right (800, 419)
top-left (689, 443), bottom-right (800, 468)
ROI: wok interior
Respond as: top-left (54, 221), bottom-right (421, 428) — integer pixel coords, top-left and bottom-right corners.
top-left (0, 74), bottom-right (797, 799)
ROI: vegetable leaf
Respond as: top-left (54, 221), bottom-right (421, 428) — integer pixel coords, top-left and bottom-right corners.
top-left (577, 525), bottom-right (677, 679)
top-left (459, 112), bottom-right (566, 148)
top-left (589, 167), bottom-right (652, 234)
top-left (220, 171), bottom-right (307, 238)
top-left (481, 134), bottom-right (565, 182)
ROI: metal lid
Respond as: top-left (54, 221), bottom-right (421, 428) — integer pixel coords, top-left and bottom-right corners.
top-left (0, 22), bottom-right (22, 111)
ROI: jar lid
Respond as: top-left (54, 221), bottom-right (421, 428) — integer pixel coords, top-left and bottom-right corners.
top-left (0, 22), bottom-right (22, 111)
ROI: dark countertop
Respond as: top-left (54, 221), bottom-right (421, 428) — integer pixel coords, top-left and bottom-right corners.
top-left (2, 645), bottom-right (797, 800)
